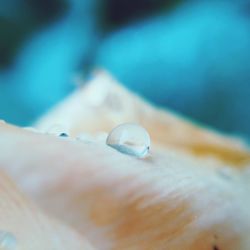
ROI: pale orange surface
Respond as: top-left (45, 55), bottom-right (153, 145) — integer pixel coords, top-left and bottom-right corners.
top-left (0, 71), bottom-right (249, 249)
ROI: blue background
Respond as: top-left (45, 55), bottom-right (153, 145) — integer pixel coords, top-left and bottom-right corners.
top-left (0, 0), bottom-right (250, 140)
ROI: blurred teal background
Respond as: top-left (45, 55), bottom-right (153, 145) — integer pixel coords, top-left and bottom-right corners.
top-left (0, 0), bottom-right (250, 139)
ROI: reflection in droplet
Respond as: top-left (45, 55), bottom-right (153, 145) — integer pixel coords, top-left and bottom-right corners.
top-left (106, 123), bottom-right (150, 158)
top-left (0, 232), bottom-right (17, 250)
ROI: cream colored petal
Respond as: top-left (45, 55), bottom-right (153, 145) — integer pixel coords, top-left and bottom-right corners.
top-left (35, 70), bottom-right (250, 167)
top-left (0, 123), bottom-right (249, 250)
top-left (0, 169), bottom-right (95, 250)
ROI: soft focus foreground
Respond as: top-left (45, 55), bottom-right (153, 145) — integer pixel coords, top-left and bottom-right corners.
top-left (0, 72), bottom-right (249, 249)
top-left (0, 170), bottom-right (95, 249)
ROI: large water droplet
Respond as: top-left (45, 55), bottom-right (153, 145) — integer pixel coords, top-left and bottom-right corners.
top-left (0, 232), bottom-right (17, 250)
top-left (106, 123), bottom-right (150, 158)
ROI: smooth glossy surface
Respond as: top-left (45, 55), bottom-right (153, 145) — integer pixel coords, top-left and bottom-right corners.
top-left (0, 232), bottom-right (17, 250)
top-left (106, 123), bottom-right (150, 158)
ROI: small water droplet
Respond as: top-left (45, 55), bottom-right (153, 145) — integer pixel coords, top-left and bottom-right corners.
top-left (106, 123), bottom-right (150, 158)
top-left (0, 232), bottom-right (17, 250)
top-left (46, 124), bottom-right (69, 137)
top-left (59, 133), bottom-right (69, 137)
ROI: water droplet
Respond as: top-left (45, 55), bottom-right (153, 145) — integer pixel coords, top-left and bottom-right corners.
top-left (106, 123), bottom-right (150, 158)
top-left (0, 232), bottom-right (17, 250)
top-left (46, 124), bottom-right (69, 137)
top-left (59, 133), bottom-right (69, 137)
